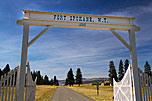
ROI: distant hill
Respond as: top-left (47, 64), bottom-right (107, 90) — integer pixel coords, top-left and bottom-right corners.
top-left (58, 77), bottom-right (109, 85)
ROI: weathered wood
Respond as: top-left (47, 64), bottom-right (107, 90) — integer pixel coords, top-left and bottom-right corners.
top-left (2, 74), bottom-right (6, 101)
top-left (149, 76), bottom-right (152, 100)
top-left (8, 70), bottom-right (13, 101)
top-left (28, 26), bottom-right (51, 47)
top-left (25, 62), bottom-right (37, 101)
top-left (0, 75), bottom-right (3, 99)
top-left (129, 29), bottom-right (142, 101)
top-left (110, 29), bottom-right (131, 51)
top-left (16, 24), bottom-right (29, 101)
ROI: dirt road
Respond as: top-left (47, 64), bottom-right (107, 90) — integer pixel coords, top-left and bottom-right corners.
top-left (49, 87), bottom-right (95, 101)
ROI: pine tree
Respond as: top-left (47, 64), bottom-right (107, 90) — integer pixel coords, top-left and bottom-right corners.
top-left (50, 79), bottom-right (54, 85)
top-left (144, 61), bottom-right (151, 76)
top-left (65, 78), bottom-right (68, 85)
top-left (44, 75), bottom-right (49, 85)
top-left (124, 59), bottom-right (129, 73)
top-left (31, 70), bottom-right (37, 81)
top-left (66, 68), bottom-right (74, 86)
top-left (54, 76), bottom-right (57, 85)
top-left (75, 68), bottom-right (82, 86)
top-left (108, 61), bottom-right (118, 86)
top-left (56, 80), bottom-right (59, 86)
top-left (0, 69), bottom-right (2, 78)
top-left (2, 64), bottom-right (10, 75)
top-left (36, 71), bottom-right (43, 85)
top-left (118, 59), bottom-right (124, 81)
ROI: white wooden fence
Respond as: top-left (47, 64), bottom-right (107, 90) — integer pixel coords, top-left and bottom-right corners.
top-left (138, 68), bottom-right (152, 101)
top-left (0, 62), bottom-right (36, 101)
top-left (114, 65), bottom-right (133, 101)
top-left (114, 65), bottom-right (152, 101)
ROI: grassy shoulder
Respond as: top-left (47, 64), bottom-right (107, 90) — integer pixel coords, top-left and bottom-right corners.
top-left (67, 85), bottom-right (114, 101)
top-left (35, 85), bottom-right (58, 101)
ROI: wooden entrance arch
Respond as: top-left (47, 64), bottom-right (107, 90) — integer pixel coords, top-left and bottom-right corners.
top-left (16, 10), bottom-right (141, 101)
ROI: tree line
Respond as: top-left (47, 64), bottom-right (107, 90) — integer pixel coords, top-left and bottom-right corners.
top-left (65, 68), bottom-right (82, 86)
top-left (0, 64), bottom-right (10, 77)
top-left (108, 59), bottom-right (152, 85)
top-left (31, 71), bottom-right (59, 85)
top-left (0, 64), bottom-right (59, 86)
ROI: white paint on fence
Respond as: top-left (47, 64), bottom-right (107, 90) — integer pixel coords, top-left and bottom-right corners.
top-left (0, 62), bottom-right (36, 101)
top-left (114, 65), bottom-right (152, 101)
top-left (114, 65), bottom-right (133, 101)
top-left (138, 68), bottom-right (152, 101)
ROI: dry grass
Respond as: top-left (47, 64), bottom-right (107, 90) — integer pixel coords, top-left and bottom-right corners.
top-left (67, 85), bottom-right (114, 101)
top-left (1, 85), bottom-right (113, 101)
top-left (35, 85), bottom-right (58, 101)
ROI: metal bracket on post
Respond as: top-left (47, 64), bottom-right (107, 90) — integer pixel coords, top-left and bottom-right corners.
top-left (16, 24), bottom-right (29, 101)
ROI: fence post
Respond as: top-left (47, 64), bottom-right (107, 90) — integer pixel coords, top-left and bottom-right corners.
top-left (129, 29), bottom-right (142, 101)
top-left (16, 24), bottom-right (29, 101)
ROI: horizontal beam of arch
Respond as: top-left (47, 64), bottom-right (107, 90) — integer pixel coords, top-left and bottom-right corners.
top-left (17, 10), bottom-right (140, 32)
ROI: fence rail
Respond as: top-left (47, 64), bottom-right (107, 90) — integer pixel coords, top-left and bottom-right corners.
top-left (138, 68), bottom-right (152, 101)
top-left (0, 62), bottom-right (36, 101)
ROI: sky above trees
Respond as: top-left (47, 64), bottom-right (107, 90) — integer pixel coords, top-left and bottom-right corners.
top-left (0, 0), bottom-right (152, 80)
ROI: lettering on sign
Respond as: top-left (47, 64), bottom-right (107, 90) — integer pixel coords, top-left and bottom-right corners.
top-left (53, 15), bottom-right (108, 23)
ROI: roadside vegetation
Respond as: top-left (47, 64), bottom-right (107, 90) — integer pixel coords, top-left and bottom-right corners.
top-left (67, 85), bottom-right (114, 101)
top-left (35, 85), bottom-right (58, 101)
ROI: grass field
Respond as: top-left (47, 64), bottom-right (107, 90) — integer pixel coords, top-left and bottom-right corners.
top-left (35, 85), bottom-right (58, 101)
top-left (67, 85), bottom-right (114, 101)
top-left (1, 85), bottom-right (113, 101)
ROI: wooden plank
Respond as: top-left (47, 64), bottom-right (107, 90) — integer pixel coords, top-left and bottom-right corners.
top-left (14, 67), bottom-right (19, 101)
top-left (8, 70), bottom-right (13, 101)
top-left (110, 29), bottom-right (131, 51)
top-left (16, 19), bottom-right (140, 31)
top-left (12, 71), bottom-right (16, 101)
top-left (145, 73), bottom-right (148, 101)
top-left (16, 24), bottom-right (29, 101)
top-left (28, 26), bottom-right (51, 47)
top-left (140, 70), bottom-right (144, 101)
top-left (0, 75), bottom-right (3, 99)
top-left (129, 29), bottom-right (142, 101)
top-left (146, 74), bottom-right (150, 101)
top-left (2, 74), bottom-right (6, 101)
top-left (138, 68), bottom-right (143, 100)
top-left (142, 72), bottom-right (146, 101)
top-left (148, 76), bottom-right (152, 101)
top-left (5, 72), bottom-right (10, 101)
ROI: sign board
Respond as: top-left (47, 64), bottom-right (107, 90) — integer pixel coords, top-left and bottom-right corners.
top-left (17, 10), bottom-right (140, 31)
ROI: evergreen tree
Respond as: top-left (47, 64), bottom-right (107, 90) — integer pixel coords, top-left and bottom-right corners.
top-left (108, 61), bottom-right (118, 86)
top-left (0, 69), bottom-right (2, 78)
top-left (124, 59), bottom-right (129, 73)
top-left (54, 76), bottom-right (57, 85)
top-left (75, 68), bottom-right (82, 86)
top-left (144, 61), bottom-right (151, 76)
top-left (36, 71), bottom-right (43, 85)
top-left (2, 64), bottom-right (10, 75)
top-left (65, 78), bottom-right (68, 85)
top-left (66, 68), bottom-right (74, 86)
top-left (56, 80), bottom-right (59, 86)
top-left (31, 70), bottom-right (37, 81)
top-left (118, 59), bottom-right (124, 81)
top-left (44, 75), bottom-right (49, 85)
top-left (50, 79), bottom-right (53, 85)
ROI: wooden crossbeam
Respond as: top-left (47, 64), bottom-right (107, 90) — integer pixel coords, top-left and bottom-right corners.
top-left (28, 26), bottom-right (52, 47)
top-left (110, 29), bottom-right (131, 51)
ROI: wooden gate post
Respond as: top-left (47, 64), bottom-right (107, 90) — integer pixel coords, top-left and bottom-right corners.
top-left (129, 29), bottom-right (142, 101)
top-left (16, 24), bottom-right (29, 101)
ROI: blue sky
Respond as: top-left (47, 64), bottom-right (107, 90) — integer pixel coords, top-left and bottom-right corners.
top-left (0, 0), bottom-right (152, 80)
